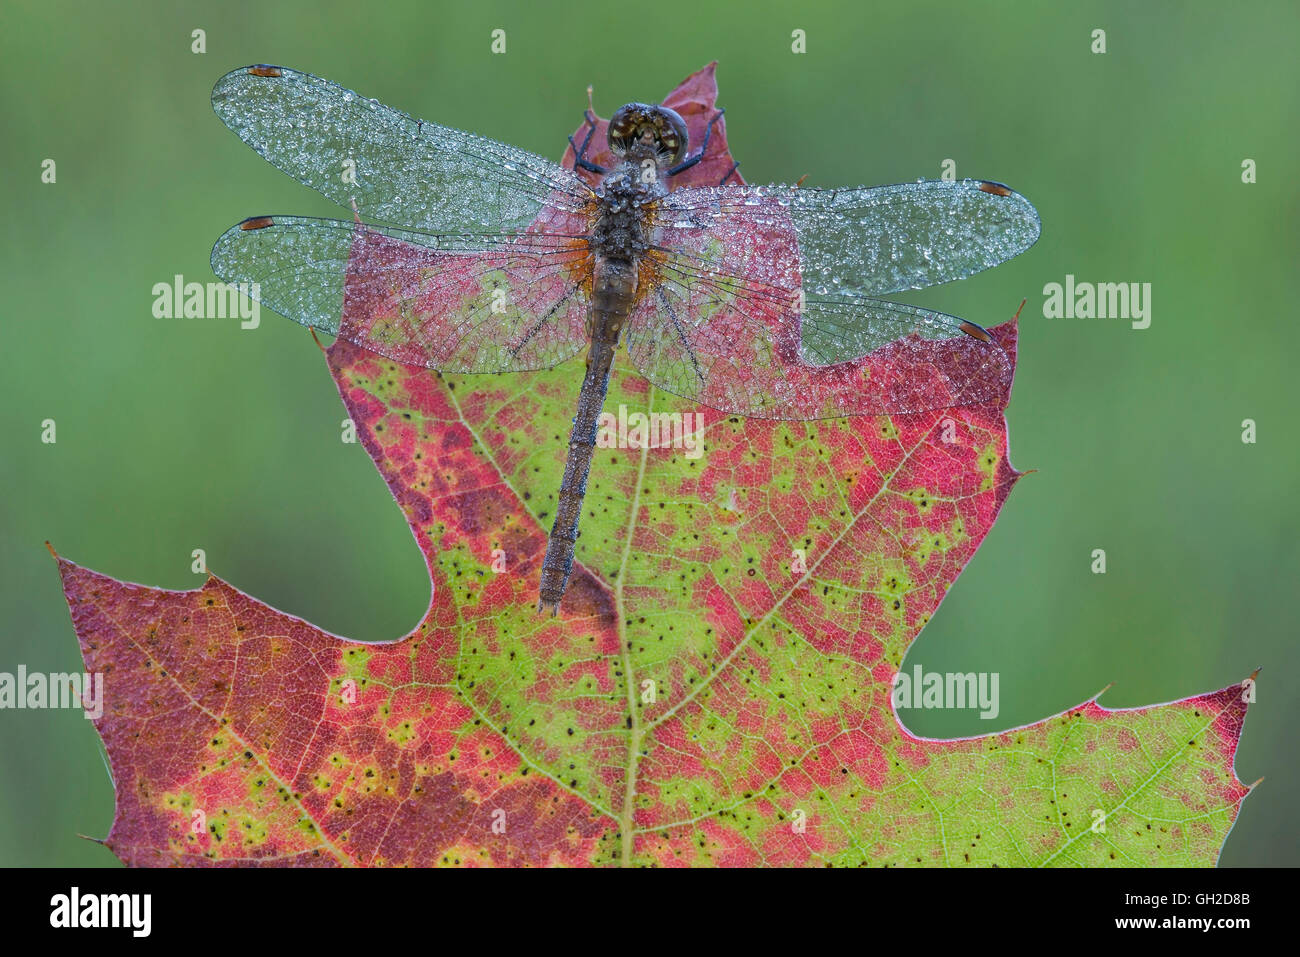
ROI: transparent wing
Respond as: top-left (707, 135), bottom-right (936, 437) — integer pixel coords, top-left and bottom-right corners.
top-left (659, 178), bottom-right (1040, 298)
top-left (647, 181), bottom-right (1034, 367)
top-left (624, 251), bottom-right (1010, 420)
top-left (211, 65), bottom-right (593, 233)
top-left (212, 216), bottom-right (592, 373)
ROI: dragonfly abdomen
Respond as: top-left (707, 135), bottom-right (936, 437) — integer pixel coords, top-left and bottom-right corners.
top-left (537, 258), bottom-right (637, 615)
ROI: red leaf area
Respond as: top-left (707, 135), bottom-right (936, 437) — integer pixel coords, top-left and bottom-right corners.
top-left (56, 65), bottom-right (1253, 867)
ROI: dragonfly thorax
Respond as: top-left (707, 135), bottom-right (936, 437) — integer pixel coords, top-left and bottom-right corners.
top-left (590, 167), bottom-right (660, 262)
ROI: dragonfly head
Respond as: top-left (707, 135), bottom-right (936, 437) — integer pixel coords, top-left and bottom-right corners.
top-left (608, 103), bottom-right (688, 167)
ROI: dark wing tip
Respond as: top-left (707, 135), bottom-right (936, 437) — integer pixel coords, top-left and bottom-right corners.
top-left (212, 64), bottom-right (291, 105)
top-left (972, 179), bottom-right (1042, 248)
top-left (959, 320), bottom-right (994, 343)
top-left (211, 217), bottom-right (279, 276)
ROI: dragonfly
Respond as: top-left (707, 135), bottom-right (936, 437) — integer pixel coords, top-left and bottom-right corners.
top-left (210, 65), bottom-right (1040, 615)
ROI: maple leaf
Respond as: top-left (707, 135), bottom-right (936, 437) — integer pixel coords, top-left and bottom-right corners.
top-left (54, 65), bottom-right (1255, 867)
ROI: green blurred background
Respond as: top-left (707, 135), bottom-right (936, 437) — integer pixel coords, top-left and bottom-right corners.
top-left (2, 0), bottom-right (1295, 866)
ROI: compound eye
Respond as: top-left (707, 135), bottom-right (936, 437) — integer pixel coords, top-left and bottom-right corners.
top-left (656, 106), bottom-right (689, 166)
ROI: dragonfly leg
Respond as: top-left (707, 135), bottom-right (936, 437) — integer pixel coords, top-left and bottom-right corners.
top-left (569, 110), bottom-right (607, 174)
top-left (668, 108), bottom-right (724, 177)
top-left (718, 161), bottom-right (741, 186)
